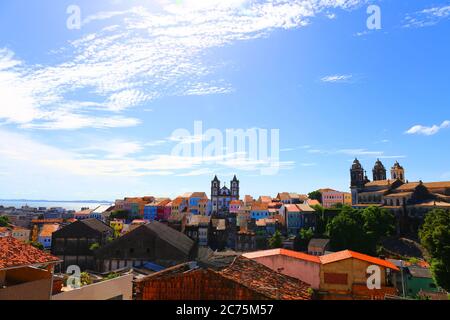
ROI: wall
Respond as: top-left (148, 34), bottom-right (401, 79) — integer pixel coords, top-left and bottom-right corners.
top-left (0, 267), bottom-right (53, 300)
top-left (52, 274), bottom-right (133, 300)
top-left (248, 255), bottom-right (320, 289)
top-left (320, 258), bottom-right (390, 299)
top-left (138, 269), bottom-right (267, 300)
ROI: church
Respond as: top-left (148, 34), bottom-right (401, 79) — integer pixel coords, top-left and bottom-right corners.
top-left (350, 159), bottom-right (450, 235)
top-left (211, 175), bottom-right (240, 215)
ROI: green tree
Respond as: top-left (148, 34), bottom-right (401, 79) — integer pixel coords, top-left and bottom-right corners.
top-left (80, 272), bottom-right (92, 286)
top-left (89, 243), bottom-right (100, 251)
top-left (308, 190), bottom-right (322, 203)
top-left (419, 209), bottom-right (450, 291)
top-left (109, 209), bottom-right (130, 220)
top-left (0, 215), bottom-right (10, 227)
top-left (294, 228), bottom-right (314, 251)
top-left (361, 206), bottom-right (396, 241)
top-left (269, 231), bottom-right (283, 249)
top-left (29, 241), bottom-right (44, 250)
top-left (327, 206), bottom-right (373, 254)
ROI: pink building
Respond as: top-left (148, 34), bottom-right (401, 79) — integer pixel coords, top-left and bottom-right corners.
top-left (243, 249), bottom-right (321, 289)
top-left (322, 190), bottom-right (349, 208)
top-left (229, 200), bottom-right (243, 214)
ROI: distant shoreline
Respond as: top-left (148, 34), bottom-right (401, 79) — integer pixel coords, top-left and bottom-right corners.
top-left (0, 199), bottom-right (112, 204)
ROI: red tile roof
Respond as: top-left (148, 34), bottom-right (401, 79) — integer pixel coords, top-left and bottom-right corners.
top-left (218, 256), bottom-right (313, 300)
top-left (244, 249), bottom-right (321, 264)
top-left (319, 250), bottom-right (400, 271)
top-left (244, 249), bottom-right (399, 271)
top-left (0, 237), bottom-right (61, 270)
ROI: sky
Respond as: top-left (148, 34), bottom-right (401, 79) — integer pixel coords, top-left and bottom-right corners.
top-left (0, 0), bottom-right (449, 201)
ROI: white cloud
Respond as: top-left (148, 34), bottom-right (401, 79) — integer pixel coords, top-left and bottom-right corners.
top-left (405, 120), bottom-right (450, 136)
top-left (0, 128), bottom-right (291, 178)
top-left (321, 74), bottom-right (353, 83)
top-left (403, 5), bottom-right (450, 28)
top-left (0, 0), bottom-right (363, 130)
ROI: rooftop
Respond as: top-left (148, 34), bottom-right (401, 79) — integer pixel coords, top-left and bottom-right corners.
top-left (218, 256), bottom-right (312, 300)
top-left (0, 237), bottom-right (61, 270)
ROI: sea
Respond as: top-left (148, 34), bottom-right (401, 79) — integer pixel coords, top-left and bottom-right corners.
top-left (0, 200), bottom-right (113, 211)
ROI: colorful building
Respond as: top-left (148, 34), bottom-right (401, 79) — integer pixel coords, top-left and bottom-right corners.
top-left (250, 203), bottom-right (269, 220)
top-left (38, 224), bottom-right (60, 249)
top-left (244, 249), bottom-right (399, 300)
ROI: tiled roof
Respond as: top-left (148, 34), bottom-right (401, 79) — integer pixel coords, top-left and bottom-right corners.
top-left (243, 249), bottom-right (321, 264)
top-left (408, 266), bottom-right (432, 279)
top-left (0, 237), bottom-right (61, 270)
top-left (39, 224), bottom-right (60, 238)
top-left (308, 238), bottom-right (330, 249)
top-left (285, 204), bottom-right (300, 213)
top-left (251, 203), bottom-right (269, 211)
top-left (81, 219), bottom-right (114, 233)
top-left (319, 250), bottom-right (400, 271)
top-left (296, 204), bottom-right (315, 212)
top-left (307, 200), bottom-right (321, 206)
top-left (364, 180), bottom-right (396, 187)
top-left (218, 256), bottom-right (313, 300)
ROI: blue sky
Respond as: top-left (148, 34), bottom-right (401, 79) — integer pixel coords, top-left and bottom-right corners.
top-left (0, 0), bottom-right (449, 200)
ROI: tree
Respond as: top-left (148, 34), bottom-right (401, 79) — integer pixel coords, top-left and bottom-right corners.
top-left (308, 190), bottom-right (322, 203)
top-left (109, 210), bottom-right (130, 220)
top-left (0, 215), bottom-right (9, 227)
top-left (89, 243), bottom-right (100, 251)
top-left (327, 206), bottom-right (374, 254)
top-left (419, 209), bottom-right (450, 291)
top-left (361, 206), bottom-right (396, 242)
top-left (294, 228), bottom-right (314, 252)
top-left (29, 241), bottom-right (44, 250)
top-left (269, 231), bottom-right (283, 249)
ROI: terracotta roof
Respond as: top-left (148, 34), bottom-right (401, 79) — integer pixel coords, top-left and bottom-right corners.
top-left (251, 203), bottom-right (269, 211)
top-left (385, 192), bottom-right (413, 198)
top-left (423, 181), bottom-right (450, 189)
top-left (319, 250), bottom-right (399, 271)
top-left (285, 204), bottom-right (300, 213)
top-left (297, 204), bottom-right (315, 212)
top-left (414, 201), bottom-right (450, 207)
top-left (230, 200), bottom-right (243, 206)
top-left (171, 197), bottom-right (186, 205)
top-left (307, 199), bottom-right (321, 206)
top-left (258, 196), bottom-right (272, 203)
top-left (39, 224), bottom-right (60, 238)
top-left (218, 256), bottom-right (313, 300)
top-left (364, 180), bottom-right (396, 187)
top-left (244, 195), bottom-right (254, 203)
top-left (243, 249), bottom-right (321, 264)
top-left (0, 237), bottom-right (61, 270)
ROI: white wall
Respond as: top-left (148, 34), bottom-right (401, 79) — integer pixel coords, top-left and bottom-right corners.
top-left (52, 274), bottom-right (133, 300)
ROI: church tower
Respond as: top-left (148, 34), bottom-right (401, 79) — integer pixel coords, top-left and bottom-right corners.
top-left (230, 175), bottom-right (240, 201)
top-left (373, 159), bottom-right (387, 181)
top-left (391, 161), bottom-right (405, 182)
top-left (211, 175), bottom-right (220, 213)
top-left (350, 158), bottom-right (366, 205)
top-left (350, 158), bottom-right (365, 188)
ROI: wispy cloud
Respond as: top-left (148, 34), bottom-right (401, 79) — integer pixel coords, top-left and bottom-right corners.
top-left (0, 1), bottom-right (363, 130)
top-left (405, 120), bottom-right (450, 136)
top-left (403, 5), bottom-right (450, 28)
top-left (321, 74), bottom-right (353, 83)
